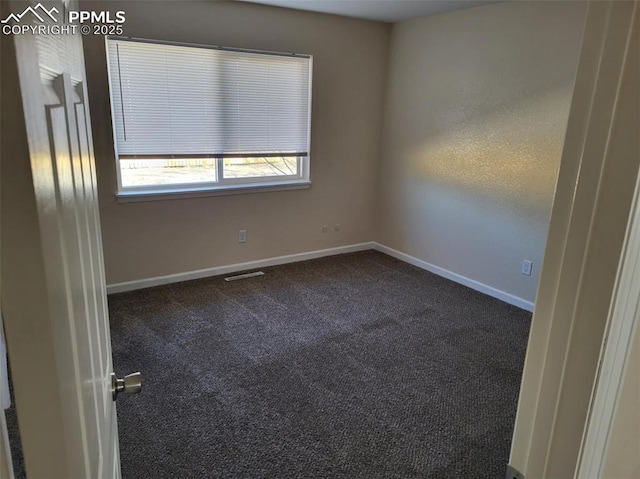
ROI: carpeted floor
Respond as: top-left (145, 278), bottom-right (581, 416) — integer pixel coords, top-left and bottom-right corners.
top-left (4, 376), bottom-right (24, 479)
top-left (109, 251), bottom-right (531, 478)
top-left (7, 250), bottom-right (531, 478)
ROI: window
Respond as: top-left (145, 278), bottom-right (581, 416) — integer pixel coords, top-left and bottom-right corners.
top-left (105, 37), bottom-right (312, 198)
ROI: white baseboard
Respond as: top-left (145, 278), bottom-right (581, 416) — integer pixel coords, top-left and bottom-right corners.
top-left (106, 240), bottom-right (535, 312)
top-left (106, 242), bottom-right (375, 294)
top-left (372, 242), bottom-right (535, 312)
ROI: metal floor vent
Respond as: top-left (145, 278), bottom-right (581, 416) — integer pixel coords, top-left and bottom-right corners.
top-left (224, 271), bottom-right (265, 282)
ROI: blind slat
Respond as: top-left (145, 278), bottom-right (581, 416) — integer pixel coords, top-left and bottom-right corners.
top-left (107, 38), bottom-right (311, 157)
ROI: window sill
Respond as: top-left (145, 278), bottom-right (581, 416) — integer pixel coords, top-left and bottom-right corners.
top-left (115, 180), bottom-right (311, 203)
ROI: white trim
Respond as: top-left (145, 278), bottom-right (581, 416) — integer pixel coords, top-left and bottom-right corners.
top-left (106, 242), bottom-right (375, 294)
top-left (116, 180), bottom-right (311, 203)
top-left (107, 241), bottom-right (535, 312)
top-left (372, 243), bottom-right (535, 312)
top-left (0, 308), bottom-right (14, 479)
top-left (576, 168), bottom-right (640, 478)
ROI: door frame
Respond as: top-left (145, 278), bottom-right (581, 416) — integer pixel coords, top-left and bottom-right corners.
top-left (576, 169), bottom-right (640, 476)
top-left (509, 0), bottom-right (639, 477)
top-left (0, 311), bottom-right (15, 479)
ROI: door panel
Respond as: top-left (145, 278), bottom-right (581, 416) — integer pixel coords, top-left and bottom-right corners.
top-left (1, 0), bottom-right (120, 477)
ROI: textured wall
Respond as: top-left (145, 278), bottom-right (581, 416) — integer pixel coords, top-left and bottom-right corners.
top-left (377, 1), bottom-right (586, 304)
top-left (83, 0), bottom-right (389, 285)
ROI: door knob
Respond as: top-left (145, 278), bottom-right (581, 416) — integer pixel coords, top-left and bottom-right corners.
top-left (111, 372), bottom-right (142, 400)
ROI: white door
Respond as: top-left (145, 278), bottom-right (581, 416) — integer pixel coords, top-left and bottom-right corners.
top-left (1, 1), bottom-right (132, 477)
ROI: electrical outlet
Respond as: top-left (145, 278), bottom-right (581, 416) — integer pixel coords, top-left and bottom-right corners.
top-left (322, 225), bottom-right (329, 233)
top-left (238, 229), bottom-right (247, 243)
top-left (522, 259), bottom-right (532, 276)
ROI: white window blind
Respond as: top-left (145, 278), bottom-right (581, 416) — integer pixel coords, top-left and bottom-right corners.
top-left (106, 38), bottom-right (311, 158)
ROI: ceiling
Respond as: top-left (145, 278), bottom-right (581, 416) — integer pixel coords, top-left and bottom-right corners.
top-left (236, 0), bottom-right (500, 23)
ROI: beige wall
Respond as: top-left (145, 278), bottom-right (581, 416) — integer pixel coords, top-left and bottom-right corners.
top-left (86, 0), bottom-right (587, 300)
top-left (603, 324), bottom-right (640, 478)
top-left (376, 1), bottom-right (586, 304)
top-left (83, 0), bottom-right (389, 285)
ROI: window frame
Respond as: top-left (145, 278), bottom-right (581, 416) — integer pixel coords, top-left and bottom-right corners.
top-left (105, 36), bottom-right (313, 201)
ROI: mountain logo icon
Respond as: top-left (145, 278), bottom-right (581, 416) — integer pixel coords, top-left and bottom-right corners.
top-left (1, 3), bottom-right (59, 24)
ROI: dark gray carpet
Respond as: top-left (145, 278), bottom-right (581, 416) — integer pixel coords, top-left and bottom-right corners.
top-left (5, 374), bottom-right (24, 479)
top-left (108, 251), bottom-right (530, 478)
